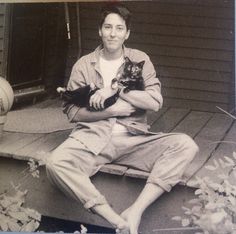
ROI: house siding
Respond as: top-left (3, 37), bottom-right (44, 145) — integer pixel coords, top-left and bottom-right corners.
top-left (65, 0), bottom-right (234, 112)
top-left (0, 4), bottom-right (8, 77)
top-left (0, 1), bottom-right (233, 112)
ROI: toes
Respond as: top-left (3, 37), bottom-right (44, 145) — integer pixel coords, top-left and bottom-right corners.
top-left (116, 228), bottom-right (130, 234)
top-left (116, 221), bottom-right (130, 234)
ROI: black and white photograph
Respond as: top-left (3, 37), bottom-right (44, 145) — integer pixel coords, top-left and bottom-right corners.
top-left (0, 1), bottom-right (235, 233)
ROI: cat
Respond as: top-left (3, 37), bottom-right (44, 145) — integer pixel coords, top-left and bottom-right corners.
top-left (57, 83), bottom-right (119, 111)
top-left (57, 57), bottom-right (145, 111)
top-left (119, 57), bottom-right (145, 93)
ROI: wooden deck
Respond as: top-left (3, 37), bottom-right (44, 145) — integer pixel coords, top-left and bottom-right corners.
top-left (0, 98), bottom-right (235, 186)
top-left (0, 98), bottom-right (236, 232)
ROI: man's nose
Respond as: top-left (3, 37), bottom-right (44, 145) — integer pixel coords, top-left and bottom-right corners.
top-left (110, 28), bottom-right (116, 37)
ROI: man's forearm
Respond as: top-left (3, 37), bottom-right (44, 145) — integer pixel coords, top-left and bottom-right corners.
top-left (71, 107), bottom-right (115, 122)
top-left (119, 90), bottom-right (161, 112)
top-left (66, 97), bottom-right (136, 123)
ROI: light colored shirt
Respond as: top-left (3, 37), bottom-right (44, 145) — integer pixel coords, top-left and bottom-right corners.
top-left (63, 45), bottom-right (163, 155)
top-left (99, 55), bottom-right (124, 87)
top-left (99, 54), bottom-right (127, 134)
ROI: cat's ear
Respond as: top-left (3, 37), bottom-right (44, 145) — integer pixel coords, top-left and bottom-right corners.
top-left (124, 57), bottom-right (132, 64)
top-left (138, 60), bottom-right (145, 68)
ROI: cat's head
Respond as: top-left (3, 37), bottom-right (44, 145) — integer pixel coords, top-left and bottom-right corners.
top-left (124, 57), bottom-right (145, 77)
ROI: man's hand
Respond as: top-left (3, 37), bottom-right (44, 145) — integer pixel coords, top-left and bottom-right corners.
top-left (89, 87), bottom-right (117, 110)
top-left (107, 98), bottom-right (136, 117)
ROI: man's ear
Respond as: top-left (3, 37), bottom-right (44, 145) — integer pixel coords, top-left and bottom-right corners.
top-left (99, 28), bottom-right (102, 37)
top-left (125, 30), bottom-right (130, 40)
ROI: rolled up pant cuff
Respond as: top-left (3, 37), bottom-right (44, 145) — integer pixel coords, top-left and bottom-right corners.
top-left (147, 176), bottom-right (172, 192)
top-left (84, 195), bottom-right (108, 210)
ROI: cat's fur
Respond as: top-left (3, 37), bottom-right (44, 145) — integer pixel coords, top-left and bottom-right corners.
top-left (57, 85), bottom-right (119, 111)
top-left (57, 57), bottom-right (145, 110)
top-left (119, 57), bottom-right (145, 93)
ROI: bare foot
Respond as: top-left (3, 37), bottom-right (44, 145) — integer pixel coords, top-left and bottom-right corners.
top-left (120, 207), bottom-right (141, 234)
top-left (115, 220), bottom-right (130, 234)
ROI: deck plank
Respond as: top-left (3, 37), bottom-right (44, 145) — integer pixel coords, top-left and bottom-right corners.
top-left (30, 98), bottom-right (62, 109)
top-left (172, 111), bottom-right (213, 138)
top-left (150, 108), bottom-right (190, 132)
top-left (193, 121), bottom-right (236, 184)
top-left (147, 107), bottom-right (169, 126)
top-left (185, 113), bottom-right (233, 186)
top-left (0, 132), bottom-right (44, 158)
top-left (0, 132), bottom-right (27, 150)
top-left (15, 130), bottom-right (72, 160)
top-left (124, 168), bottom-right (150, 179)
top-left (100, 164), bottom-right (128, 175)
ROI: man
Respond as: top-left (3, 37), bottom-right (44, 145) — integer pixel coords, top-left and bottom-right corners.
top-left (46, 3), bottom-right (198, 234)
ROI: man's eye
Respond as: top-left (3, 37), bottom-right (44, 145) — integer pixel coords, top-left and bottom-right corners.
top-left (117, 27), bottom-right (124, 31)
top-left (104, 25), bottom-right (111, 29)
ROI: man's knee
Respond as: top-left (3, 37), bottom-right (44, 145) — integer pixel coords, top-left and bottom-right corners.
top-left (166, 133), bottom-right (199, 157)
top-left (175, 133), bottom-right (199, 156)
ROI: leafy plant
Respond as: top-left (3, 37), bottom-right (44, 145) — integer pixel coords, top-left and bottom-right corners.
top-left (172, 153), bottom-right (236, 234)
top-left (0, 186), bottom-right (41, 232)
top-left (0, 157), bottom-right (44, 232)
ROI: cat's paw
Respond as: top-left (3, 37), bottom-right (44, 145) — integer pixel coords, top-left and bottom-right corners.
top-left (90, 82), bottom-right (96, 90)
top-left (56, 87), bottom-right (66, 93)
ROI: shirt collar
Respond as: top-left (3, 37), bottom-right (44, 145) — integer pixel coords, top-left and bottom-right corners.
top-left (90, 44), bottom-right (130, 64)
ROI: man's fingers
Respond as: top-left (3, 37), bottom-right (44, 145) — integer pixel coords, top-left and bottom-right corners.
top-left (89, 94), bottom-right (94, 107)
top-left (100, 98), bottom-right (105, 109)
top-left (90, 93), bottom-right (105, 110)
top-left (89, 94), bottom-right (98, 109)
top-left (93, 97), bottom-right (101, 110)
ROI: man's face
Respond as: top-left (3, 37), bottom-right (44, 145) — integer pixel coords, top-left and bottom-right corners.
top-left (99, 13), bottom-right (130, 54)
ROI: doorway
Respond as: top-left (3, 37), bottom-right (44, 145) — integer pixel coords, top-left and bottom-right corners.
top-left (8, 3), bottom-right (46, 90)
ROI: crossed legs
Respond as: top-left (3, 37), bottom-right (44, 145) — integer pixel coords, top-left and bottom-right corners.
top-left (46, 133), bottom-right (198, 234)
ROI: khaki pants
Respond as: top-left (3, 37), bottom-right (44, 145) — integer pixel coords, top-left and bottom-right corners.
top-left (46, 132), bottom-right (198, 210)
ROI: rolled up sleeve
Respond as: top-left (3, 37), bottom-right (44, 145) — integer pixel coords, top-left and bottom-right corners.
top-left (62, 61), bottom-right (87, 122)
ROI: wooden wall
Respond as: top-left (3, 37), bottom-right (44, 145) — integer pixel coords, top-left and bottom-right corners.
top-left (66, 0), bottom-right (234, 112)
top-left (0, 1), bottom-right (233, 111)
top-left (0, 4), bottom-right (8, 77)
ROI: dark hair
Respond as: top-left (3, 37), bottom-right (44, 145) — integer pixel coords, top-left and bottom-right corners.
top-left (99, 3), bottom-right (132, 30)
